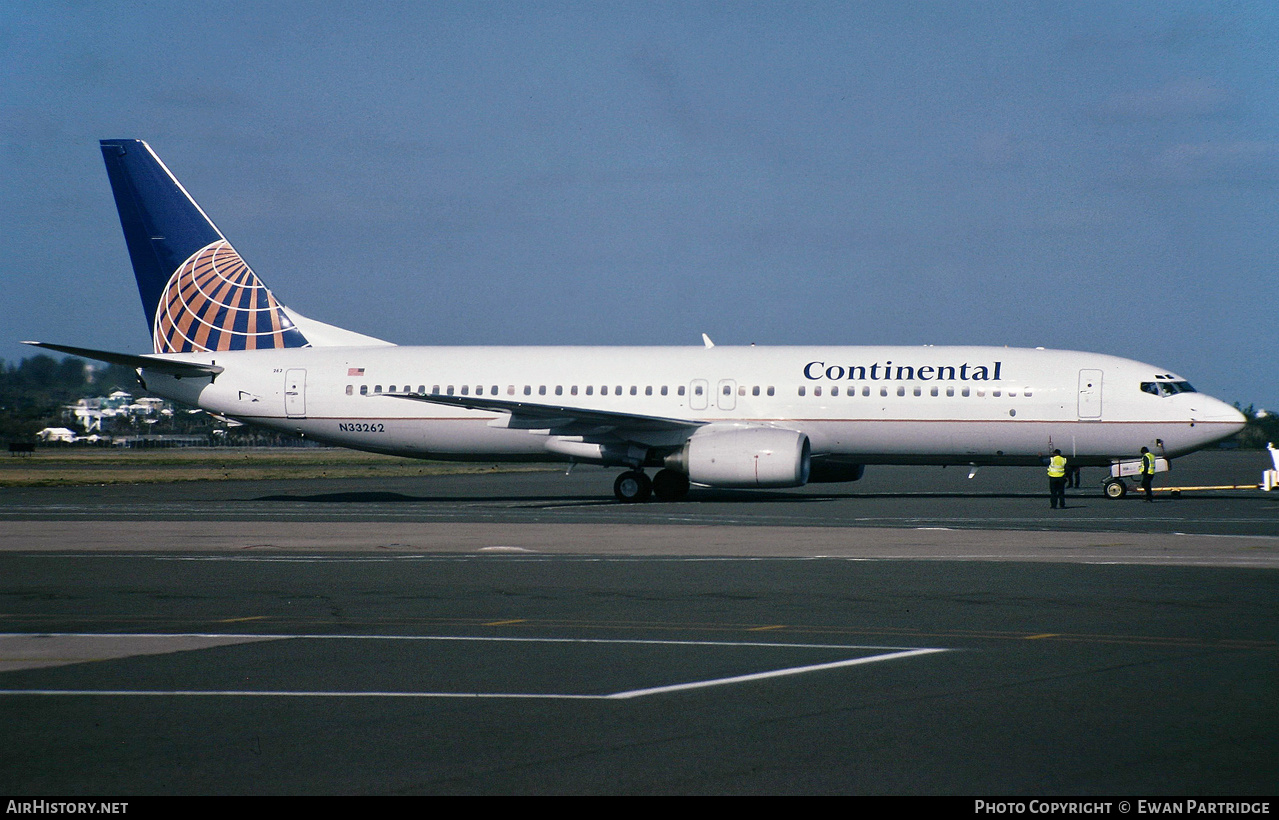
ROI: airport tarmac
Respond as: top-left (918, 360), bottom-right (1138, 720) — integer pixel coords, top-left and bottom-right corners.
top-left (0, 450), bottom-right (1275, 794)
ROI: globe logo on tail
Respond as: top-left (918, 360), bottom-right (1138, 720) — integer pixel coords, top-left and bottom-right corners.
top-left (153, 240), bottom-right (309, 353)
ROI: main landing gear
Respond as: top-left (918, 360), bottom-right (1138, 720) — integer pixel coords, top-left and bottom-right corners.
top-left (613, 468), bottom-right (690, 503)
top-left (613, 470), bottom-right (651, 503)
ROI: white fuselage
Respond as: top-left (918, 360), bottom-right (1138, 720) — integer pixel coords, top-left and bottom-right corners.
top-left (143, 343), bottom-right (1245, 468)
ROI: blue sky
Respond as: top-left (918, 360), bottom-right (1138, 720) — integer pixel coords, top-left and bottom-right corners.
top-left (3, 1), bottom-right (1276, 410)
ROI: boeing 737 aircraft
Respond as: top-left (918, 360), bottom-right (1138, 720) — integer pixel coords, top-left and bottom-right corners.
top-left (26, 139), bottom-right (1247, 502)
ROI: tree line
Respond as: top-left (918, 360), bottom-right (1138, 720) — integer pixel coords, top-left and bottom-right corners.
top-left (0, 354), bottom-right (282, 444)
top-left (0, 355), bottom-right (140, 441)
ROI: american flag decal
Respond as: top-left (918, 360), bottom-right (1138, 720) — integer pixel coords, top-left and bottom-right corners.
top-left (348, 367), bottom-right (365, 376)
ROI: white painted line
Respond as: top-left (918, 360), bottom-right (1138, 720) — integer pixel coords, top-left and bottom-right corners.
top-left (0, 633), bottom-right (927, 651)
top-left (0, 689), bottom-right (602, 700)
top-left (605, 647), bottom-right (950, 699)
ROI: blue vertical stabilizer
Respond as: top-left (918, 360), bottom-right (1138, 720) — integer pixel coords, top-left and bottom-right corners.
top-left (99, 139), bottom-right (309, 353)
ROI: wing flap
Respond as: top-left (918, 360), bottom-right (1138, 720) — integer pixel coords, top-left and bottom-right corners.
top-left (385, 392), bottom-right (704, 435)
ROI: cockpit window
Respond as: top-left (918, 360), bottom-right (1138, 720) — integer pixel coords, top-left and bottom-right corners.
top-left (1141, 381), bottom-right (1197, 397)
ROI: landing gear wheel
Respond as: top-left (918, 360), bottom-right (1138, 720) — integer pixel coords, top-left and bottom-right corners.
top-left (1103, 478), bottom-right (1127, 499)
top-left (613, 470), bottom-right (652, 503)
top-left (652, 469), bottom-right (691, 502)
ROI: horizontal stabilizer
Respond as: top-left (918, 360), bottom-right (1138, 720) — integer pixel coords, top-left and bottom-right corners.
top-left (21, 341), bottom-right (224, 378)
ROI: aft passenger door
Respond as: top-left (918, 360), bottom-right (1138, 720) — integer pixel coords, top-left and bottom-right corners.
top-left (1078, 369), bottom-right (1102, 420)
top-left (285, 368), bottom-right (307, 418)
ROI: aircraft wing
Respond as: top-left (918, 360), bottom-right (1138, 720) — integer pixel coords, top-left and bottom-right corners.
top-left (385, 392), bottom-right (705, 436)
top-left (21, 341), bottom-right (224, 378)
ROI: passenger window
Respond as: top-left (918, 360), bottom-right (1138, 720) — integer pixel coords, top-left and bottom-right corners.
top-left (962, 387), bottom-right (970, 397)
top-left (418, 386), bottom-right (426, 394)
top-left (946, 387), bottom-right (954, 397)
top-left (446, 386), bottom-right (454, 395)
top-left (507, 385), bottom-right (515, 396)
top-left (767, 387), bottom-right (774, 396)
top-left (993, 389), bottom-right (1001, 397)
top-left (678, 386), bottom-right (686, 396)
top-left (539, 386), bottom-right (547, 395)
top-left (630, 386), bottom-right (638, 396)
top-left (798, 386), bottom-right (806, 396)
top-left (646, 386), bottom-right (653, 396)
top-left (431, 385), bottom-right (440, 394)
top-left (586, 386), bottom-right (594, 395)
top-left (555, 386), bottom-right (563, 396)
top-left (862, 386), bottom-right (870, 397)
top-left (752, 386), bottom-right (760, 396)
top-left (360, 385), bottom-right (368, 396)
top-left (880, 387), bottom-right (888, 397)
top-left (523, 386), bottom-right (531, 396)
top-left (814, 386), bottom-right (822, 397)
top-left (830, 386), bottom-right (839, 396)
top-left (661, 386), bottom-right (668, 396)
top-left (375, 385), bottom-right (383, 394)
top-left (897, 386), bottom-right (905, 397)
top-left (570, 386), bottom-right (578, 396)
top-left (345, 385), bottom-right (353, 395)
top-left (912, 387), bottom-right (921, 397)
top-left (461, 385), bottom-right (469, 395)
top-left (601, 386), bottom-right (609, 396)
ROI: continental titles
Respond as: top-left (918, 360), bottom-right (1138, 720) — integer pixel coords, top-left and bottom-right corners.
top-left (804, 360), bottom-right (1003, 382)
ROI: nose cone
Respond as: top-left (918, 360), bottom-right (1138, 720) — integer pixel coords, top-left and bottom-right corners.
top-left (1198, 397), bottom-right (1249, 436)
top-left (1220, 399), bottom-right (1249, 427)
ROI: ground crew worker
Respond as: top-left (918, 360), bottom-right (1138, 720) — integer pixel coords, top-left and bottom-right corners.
top-left (1047, 449), bottom-right (1068, 509)
top-left (1140, 446), bottom-right (1157, 502)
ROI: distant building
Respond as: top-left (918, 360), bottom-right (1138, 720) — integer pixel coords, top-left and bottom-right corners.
top-left (37, 427), bottom-right (78, 443)
top-left (64, 390), bottom-right (179, 431)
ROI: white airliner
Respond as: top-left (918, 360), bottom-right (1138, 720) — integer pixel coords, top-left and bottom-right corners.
top-left (26, 139), bottom-right (1247, 502)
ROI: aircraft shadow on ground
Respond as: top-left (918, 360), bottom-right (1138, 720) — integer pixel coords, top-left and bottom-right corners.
top-left (247, 489), bottom-right (1097, 505)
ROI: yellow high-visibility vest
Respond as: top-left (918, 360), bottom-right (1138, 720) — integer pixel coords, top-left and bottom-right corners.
top-left (1142, 452), bottom-right (1157, 475)
top-left (1047, 455), bottom-right (1068, 478)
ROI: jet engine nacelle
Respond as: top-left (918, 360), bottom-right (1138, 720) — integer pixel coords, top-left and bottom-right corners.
top-left (668, 426), bottom-right (811, 488)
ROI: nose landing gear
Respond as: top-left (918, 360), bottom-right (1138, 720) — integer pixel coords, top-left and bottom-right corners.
top-left (1103, 477), bottom-right (1128, 499)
